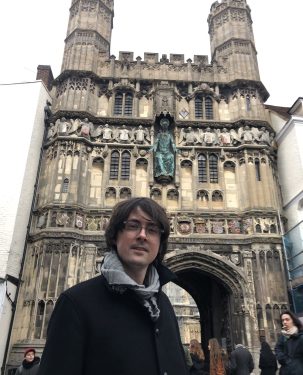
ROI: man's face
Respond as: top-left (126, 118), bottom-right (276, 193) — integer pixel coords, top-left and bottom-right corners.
top-left (25, 351), bottom-right (35, 363)
top-left (115, 207), bottom-right (161, 283)
top-left (281, 314), bottom-right (294, 330)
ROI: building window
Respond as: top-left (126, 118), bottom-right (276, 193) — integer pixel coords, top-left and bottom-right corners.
top-left (255, 159), bottom-right (261, 181)
top-left (62, 178), bottom-right (69, 193)
top-left (195, 96), bottom-right (203, 118)
top-left (110, 151), bottom-right (120, 179)
top-left (209, 154), bottom-right (218, 183)
top-left (205, 97), bottom-right (213, 119)
top-left (198, 154), bottom-right (207, 183)
top-left (195, 95), bottom-right (213, 119)
top-left (114, 93), bottom-right (123, 115)
top-left (124, 94), bottom-right (133, 116)
top-left (198, 153), bottom-right (219, 183)
top-left (114, 92), bottom-right (133, 116)
top-left (121, 151), bottom-right (131, 180)
top-left (110, 150), bottom-right (131, 181)
top-left (246, 96), bottom-right (251, 111)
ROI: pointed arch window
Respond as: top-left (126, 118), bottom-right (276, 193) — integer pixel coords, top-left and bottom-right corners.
top-left (195, 95), bottom-right (213, 120)
top-left (114, 91), bottom-right (133, 116)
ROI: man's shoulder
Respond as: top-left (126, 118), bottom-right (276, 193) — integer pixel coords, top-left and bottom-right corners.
top-left (63, 275), bottom-right (106, 299)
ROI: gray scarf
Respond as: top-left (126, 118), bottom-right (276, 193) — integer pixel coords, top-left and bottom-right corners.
top-left (101, 251), bottom-right (160, 321)
top-left (282, 325), bottom-right (298, 338)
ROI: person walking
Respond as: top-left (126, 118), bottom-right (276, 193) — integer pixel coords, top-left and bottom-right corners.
top-left (15, 348), bottom-right (40, 375)
top-left (230, 343), bottom-right (254, 375)
top-left (275, 310), bottom-right (303, 375)
top-left (38, 197), bottom-right (189, 375)
top-left (184, 345), bottom-right (193, 371)
top-left (189, 339), bottom-right (206, 375)
top-left (208, 338), bottom-right (225, 375)
top-left (259, 341), bottom-right (277, 375)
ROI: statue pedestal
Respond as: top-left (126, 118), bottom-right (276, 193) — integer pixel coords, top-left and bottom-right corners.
top-left (156, 175), bottom-right (173, 184)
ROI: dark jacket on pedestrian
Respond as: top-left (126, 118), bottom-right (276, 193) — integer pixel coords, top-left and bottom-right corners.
top-left (38, 265), bottom-right (189, 375)
top-left (15, 357), bottom-right (40, 375)
top-left (230, 345), bottom-right (254, 375)
top-left (275, 331), bottom-right (303, 375)
top-left (259, 341), bottom-right (277, 375)
top-left (190, 353), bottom-right (205, 375)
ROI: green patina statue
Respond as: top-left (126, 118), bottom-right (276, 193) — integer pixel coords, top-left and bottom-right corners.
top-left (151, 118), bottom-right (176, 182)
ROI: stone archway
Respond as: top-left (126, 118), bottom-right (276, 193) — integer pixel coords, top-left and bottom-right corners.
top-left (164, 249), bottom-right (259, 355)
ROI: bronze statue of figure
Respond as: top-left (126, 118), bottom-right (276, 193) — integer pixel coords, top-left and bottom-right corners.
top-left (151, 118), bottom-right (176, 182)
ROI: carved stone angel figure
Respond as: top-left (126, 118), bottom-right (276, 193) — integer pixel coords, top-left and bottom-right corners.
top-left (132, 125), bottom-right (151, 144)
top-left (178, 127), bottom-right (197, 145)
top-left (101, 124), bottom-right (114, 141)
top-left (116, 125), bottom-right (131, 142)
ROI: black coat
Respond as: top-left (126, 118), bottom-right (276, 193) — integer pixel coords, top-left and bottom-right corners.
top-left (15, 357), bottom-right (40, 375)
top-left (259, 342), bottom-right (277, 375)
top-left (190, 353), bottom-right (205, 375)
top-left (38, 265), bottom-right (189, 375)
top-left (275, 331), bottom-right (303, 375)
top-left (230, 346), bottom-right (254, 375)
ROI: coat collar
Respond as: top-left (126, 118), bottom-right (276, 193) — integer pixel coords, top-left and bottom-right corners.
top-left (156, 263), bottom-right (177, 286)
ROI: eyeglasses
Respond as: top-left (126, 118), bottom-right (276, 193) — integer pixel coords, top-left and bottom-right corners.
top-left (122, 220), bottom-right (163, 238)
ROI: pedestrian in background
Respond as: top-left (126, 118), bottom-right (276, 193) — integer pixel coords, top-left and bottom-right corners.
top-left (259, 341), bottom-right (277, 375)
top-left (275, 310), bottom-right (303, 375)
top-left (38, 197), bottom-right (189, 375)
top-left (189, 339), bottom-right (206, 375)
top-left (208, 338), bottom-right (225, 375)
top-left (15, 348), bottom-right (40, 375)
top-left (184, 344), bottom-right (193, 371)
top-left (230, 343), bottom-right (254, 375)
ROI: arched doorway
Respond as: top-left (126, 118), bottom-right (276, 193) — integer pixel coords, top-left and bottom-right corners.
top-left (164, 249), bottom-right (258, 355)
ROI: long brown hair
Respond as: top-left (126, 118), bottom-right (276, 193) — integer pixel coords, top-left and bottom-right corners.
top-left (189, 339), bottom-right (205, 361)
top-left (209, 338), bottom-right (225, 375)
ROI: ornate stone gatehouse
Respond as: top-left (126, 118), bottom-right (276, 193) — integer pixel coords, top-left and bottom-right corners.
top-left (6, 0), bottom-right (289, 372)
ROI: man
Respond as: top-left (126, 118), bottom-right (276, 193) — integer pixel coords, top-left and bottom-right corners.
top-left (275, 310), bottom-right (303, 375)
top-left (38, 197), bottom-right (189, 375)
top-left (16, 348), bottom-right (40, 374)
top-left (230, 343), bottom-right (254, 375)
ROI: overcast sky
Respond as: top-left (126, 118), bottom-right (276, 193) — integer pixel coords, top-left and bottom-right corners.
top-left (1, 0), bottom-right (302, 107)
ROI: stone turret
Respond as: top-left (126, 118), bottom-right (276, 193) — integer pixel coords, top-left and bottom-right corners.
top-left (208, 0), bottom-right (260, 82)
top-left (61, 0), bottom-right (114, 74)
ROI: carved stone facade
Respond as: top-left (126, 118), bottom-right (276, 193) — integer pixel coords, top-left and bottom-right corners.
top-left (6, 0), bottom-right (289, 372)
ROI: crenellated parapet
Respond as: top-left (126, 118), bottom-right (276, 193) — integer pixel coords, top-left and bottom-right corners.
top-left (52, 50), bottom-right (269, 120)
